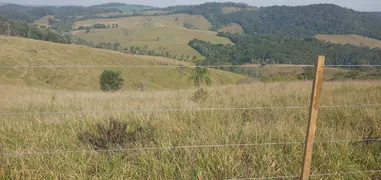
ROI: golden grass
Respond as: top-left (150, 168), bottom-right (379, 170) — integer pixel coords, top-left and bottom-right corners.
top-left (1, 80), bottom-right (381, 179)
top-left (72, 26), bottom-right (232, 59)
top-left (95, 10), bottom-right (173, 18)
top-left (0, 36), bottom-right (243, 90)
top-left (222, 7), bottom-right (243, 14)
top-left (315, 34), bottom-right (381, 49)
top-left (218, 23), bottom-right (244, 34)
top-left (72, 14), bottom-right (231, 58)
top-left (73, 14), bottom-right (212, 30)
top-left (33, 15), bottom-right (54, 27)
top-left (243, 64), bottom-right (348, 80)
top-left (221, 7), bottom-right (257, 14)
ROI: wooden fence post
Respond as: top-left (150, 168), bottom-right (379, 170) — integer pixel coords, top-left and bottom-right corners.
top-left (300, 56), bottom-right (325, 180)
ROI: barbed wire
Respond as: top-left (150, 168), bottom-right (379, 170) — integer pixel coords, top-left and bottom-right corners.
top-left (2, 138), bottom-right (380, 157)
top-left (2, 104), bottom-right (381, 116)
top-left (232, 169), bottom-right (381, 179)
top-left (0, 64), bottom-right (380, 68)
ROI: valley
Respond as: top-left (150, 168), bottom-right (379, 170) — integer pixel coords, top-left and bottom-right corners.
top-left (1, 1), bottom-right (381, 179)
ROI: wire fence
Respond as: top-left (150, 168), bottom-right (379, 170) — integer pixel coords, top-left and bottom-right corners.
top-left (1, 61), bottom-right (381, 179)
top-left (232, 169), bottom-right (381, 179)
top-left (0, 64), bottom-right (381, 68)
top-left (2, 104), bottom-right (381, 116)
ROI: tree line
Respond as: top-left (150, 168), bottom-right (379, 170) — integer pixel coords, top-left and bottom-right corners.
top-left (189, 33), bottom-right (381, 66)
top-left (162, 3), bottom-right (381, 40)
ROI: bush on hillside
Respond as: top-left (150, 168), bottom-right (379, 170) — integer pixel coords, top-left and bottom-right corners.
top-left (100, 70), bottom-right (124, 92)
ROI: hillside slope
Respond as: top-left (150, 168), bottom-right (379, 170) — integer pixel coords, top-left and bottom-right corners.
top-left (72, 14), bottom-right (231, 59)
top-left (0, 36), bottom-right (244, 91)
top-left (164, 3), bottom-right (381, 39)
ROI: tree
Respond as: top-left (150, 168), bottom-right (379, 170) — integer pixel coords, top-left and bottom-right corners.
top-left (113, 42), bottom-right (121, 51)
top-left (189, 67), bottom-right (211, 87)
top-left (100, 70), bottom-right (124, 92)
top-left (85, 27), bottom-right (91, 33)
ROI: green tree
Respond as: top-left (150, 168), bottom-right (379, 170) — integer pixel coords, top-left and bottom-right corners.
top-left (189, 67), bottom-right (211, 87)
top-left (100, 70), bottom-right (124, 92)
top-left (113, 42), bottom-right (121, 51)
top-left (85, 27), bottom-right (91, 33)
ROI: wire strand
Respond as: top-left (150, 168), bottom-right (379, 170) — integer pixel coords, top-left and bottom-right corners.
top-left (2, 138), bottom-right (380, 157)
top-left (0, 64), bottom-right (380, 68)
top-left (2, 141), bottom-right (303, 157)
top-left (231, 169), bottom-right (381, 179)
top-left (2, 104), bottom-right (381, 116)
top-left (0, 106), bottom-right (310, 115)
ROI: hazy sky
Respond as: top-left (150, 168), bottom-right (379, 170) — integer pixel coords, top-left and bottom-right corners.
top-left (0, 0), bottom-right (380, 11)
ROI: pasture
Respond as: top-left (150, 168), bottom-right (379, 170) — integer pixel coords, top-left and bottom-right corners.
top-left (1, 81), bottom-right (381, 179)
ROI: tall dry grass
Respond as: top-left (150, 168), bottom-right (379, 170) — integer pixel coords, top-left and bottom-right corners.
top-left (1, 81), bottom-right (381, 179)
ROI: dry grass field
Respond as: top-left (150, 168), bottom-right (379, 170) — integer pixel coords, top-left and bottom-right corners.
top-left (73, 14), bottom-right (212, 30)
top-left (72, 14), bottom-right (232, 58)
top-left (1, 80), bottom-right (381, 179)
top-left (315, 34), bottom-right (381, 49)
top-left (33, 15), bottom-right (54, 27)
top-left (73, 26), bottom-right (232, 59)
top-left (218, 23), bottom-right (244, 34)
top-left (0, 36), bottom-right (242, 90)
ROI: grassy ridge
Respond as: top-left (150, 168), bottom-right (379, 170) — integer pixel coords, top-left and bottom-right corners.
top-left (73, 28), bottom-right (231, 59)
top-left (73, 14), bottom-right (213, 30)
top-left (1, 81), bottom-right (381, 179)
top-left (0, 36), bottom-right (243, 90)
top-left (72, 14), bottom-right (232, 58)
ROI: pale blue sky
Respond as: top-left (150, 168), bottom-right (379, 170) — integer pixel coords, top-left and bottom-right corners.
top-left (0, 0), bottom-right (380, 11)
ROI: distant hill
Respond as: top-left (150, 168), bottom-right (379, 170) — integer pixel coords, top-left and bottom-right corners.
top-left (0, 36), bottom-right (244, 91)
top-left (90, 3), bottom-right (153, 12)
top-left (0, 4), bottom-right (120, 22)
top-left (163, 3), bottom-right (381, 40)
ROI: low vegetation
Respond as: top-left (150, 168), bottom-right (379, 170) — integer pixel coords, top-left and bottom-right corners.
top-left (1, 81), bottom-right (381, 179)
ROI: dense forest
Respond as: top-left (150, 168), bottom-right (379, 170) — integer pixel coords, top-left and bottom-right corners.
top-left (189, 33), bottom-right (381, 66)
top-left (163, 3), bottom-right (381, 39)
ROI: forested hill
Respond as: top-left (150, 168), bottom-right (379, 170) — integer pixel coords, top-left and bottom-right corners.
top-left (163, 3), bottom-right (381, 39)
top-left (189, 33), bottom-right (381, 66)
top-left (0, 17), bottom-right (69, 43)
top-left (89, 3), bottom-right (153, 11)
top-left (0, 4), bottom-right (121, 23)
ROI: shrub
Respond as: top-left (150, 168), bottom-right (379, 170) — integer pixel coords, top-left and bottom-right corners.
top-left (191, 88), bottom-right (208, 102)
top-left (100, 70), bottom-right (124, 92)
top-left (78, 118), bottom-right (157, 150)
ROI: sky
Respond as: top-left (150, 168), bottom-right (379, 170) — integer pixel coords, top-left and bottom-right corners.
top-left (0, 0), bottom-right (380, 11)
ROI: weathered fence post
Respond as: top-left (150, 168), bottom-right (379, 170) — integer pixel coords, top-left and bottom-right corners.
top-left (300, 56), bottom-right (325, 180)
